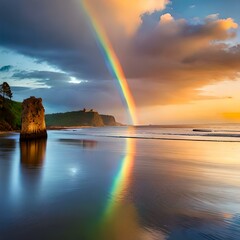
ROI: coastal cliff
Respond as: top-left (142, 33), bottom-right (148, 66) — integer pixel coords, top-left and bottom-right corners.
top-left (0, 97), bottom-right (119, 131)
top-left (100, 114), bottom-right (117, 126)
top-left (45, 110), bottom-right (118, 127)
top-left (20, 97), bottom-right (47, 140)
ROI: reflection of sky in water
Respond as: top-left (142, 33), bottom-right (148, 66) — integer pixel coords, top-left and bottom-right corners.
top-left (0, 129), bottom-right (240, 239)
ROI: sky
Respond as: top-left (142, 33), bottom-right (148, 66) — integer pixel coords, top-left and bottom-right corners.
top-left (0, 0), bottom-right (240, 124)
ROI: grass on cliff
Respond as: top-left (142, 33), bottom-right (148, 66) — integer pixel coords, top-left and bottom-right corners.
top-left (0, 97), bottom-right (22, 130)
top-left (45, 111), bottom-right (104, 127)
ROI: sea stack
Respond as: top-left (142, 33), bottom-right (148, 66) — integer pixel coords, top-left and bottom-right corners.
top-left (20, 96), bottom-right (47, 140)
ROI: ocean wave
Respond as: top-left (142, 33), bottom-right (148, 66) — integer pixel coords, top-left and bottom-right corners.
top-left (75, 132), bottom-right (240, 142)
top-left (160, 132), bottom-right (240, 138)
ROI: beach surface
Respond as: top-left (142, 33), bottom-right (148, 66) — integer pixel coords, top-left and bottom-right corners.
top-left (0, 126), bottom-right (240, 240)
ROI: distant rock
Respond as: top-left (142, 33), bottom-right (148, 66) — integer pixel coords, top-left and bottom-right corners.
top-left (192, 129), bottom-right (212, 132)
top-left (20, 96), bottom-right (47, 140)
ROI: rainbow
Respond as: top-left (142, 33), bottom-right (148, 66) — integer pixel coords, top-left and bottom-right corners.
top-left (81, 0), bottom-right (137, 125)
top-left (80, 1), bottom-right (137, 235)
top-left (103, 136), bottom-right (135, 219)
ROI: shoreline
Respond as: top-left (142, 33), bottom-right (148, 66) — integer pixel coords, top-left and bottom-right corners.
top-left (0, 126), bottom-right (95, 134)
top-left (47, 126), bottom-right (95, 130)
top-left (0, 130), bottom-right (19, 135)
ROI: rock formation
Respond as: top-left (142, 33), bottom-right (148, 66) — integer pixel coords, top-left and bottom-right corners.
top-left (20, 96), bottom-right (47, 140)
top-left (100, 114), bottom-right (117, 126)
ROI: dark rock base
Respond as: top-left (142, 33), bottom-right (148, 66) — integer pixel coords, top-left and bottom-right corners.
top-left (20, 130), bottom-right (48, 141)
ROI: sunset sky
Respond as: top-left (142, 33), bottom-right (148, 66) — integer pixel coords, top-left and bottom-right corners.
top-left (0, 0), bottom-right (240, 124)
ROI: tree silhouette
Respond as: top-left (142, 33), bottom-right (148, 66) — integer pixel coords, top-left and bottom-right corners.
top-left (0, 84), bottom-right (2, 97)
top-left (0, 82), bottom-right (13, 100)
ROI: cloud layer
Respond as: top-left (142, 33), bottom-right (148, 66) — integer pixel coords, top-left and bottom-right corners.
top-left (124, 14), bottom-right (240, 105)
top-left (0, 0), bottom-right (240, 122)
top-left (86, 0), bottom-right (169, 34)
top-left (0, 65), bottom-right (12, 72)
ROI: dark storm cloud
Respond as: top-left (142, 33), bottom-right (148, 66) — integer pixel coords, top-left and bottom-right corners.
top-left (0, 0), bottom-right (110, 80)
top-left (0, 65), bottom-right (13, 72)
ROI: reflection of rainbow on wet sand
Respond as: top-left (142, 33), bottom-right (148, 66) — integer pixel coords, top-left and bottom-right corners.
top-left (104, 136), bottom-right (135, 218)
top-left (95, 129), bottom-right (166, 239)
top-left (96, 132), bottom-right (139, 240)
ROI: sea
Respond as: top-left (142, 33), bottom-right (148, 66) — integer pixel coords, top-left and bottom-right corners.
top-left (0, 124), bottom-right (240, 240)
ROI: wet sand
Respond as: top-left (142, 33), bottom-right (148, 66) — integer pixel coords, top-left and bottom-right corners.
top-left (0, 128), bottom-right (240, 240)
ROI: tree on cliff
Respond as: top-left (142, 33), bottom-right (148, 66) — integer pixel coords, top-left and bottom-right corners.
top-left (0, 82), bottom-right (13, 100)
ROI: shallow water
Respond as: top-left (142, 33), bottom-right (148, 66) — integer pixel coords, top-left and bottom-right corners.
top-left (0, 127), bottom-right (240, 240)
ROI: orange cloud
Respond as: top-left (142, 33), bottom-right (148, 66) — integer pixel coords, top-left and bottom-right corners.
top-left (123, 14), bottom-right (240, 107)
top-left (160, 13), bottom-right (174, 24)
top-left (214, 18), bottom-right (238, 31)
top-left (86, 0), bottom-right (169, 34)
